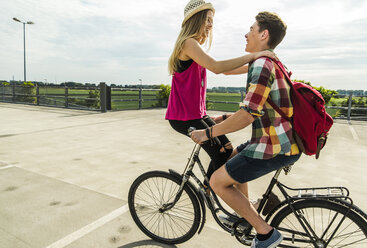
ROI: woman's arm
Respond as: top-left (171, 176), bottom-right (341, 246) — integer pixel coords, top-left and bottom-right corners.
top-left (223, 65), bottom-right (249, 75)
top-left (182, 38), bottom-right (274, 74)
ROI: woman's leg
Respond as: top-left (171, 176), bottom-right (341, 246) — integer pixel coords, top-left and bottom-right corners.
top-left (202, 116), bottom-right (233, 180)
top-left (169, 118), bottom-right (232, 182)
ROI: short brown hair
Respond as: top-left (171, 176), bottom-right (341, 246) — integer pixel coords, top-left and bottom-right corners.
top-left (256, 11), bottom-right (287, 49)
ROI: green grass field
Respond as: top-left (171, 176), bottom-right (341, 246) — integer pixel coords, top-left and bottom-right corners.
top-left (2, 86), bottom-right (365, 116)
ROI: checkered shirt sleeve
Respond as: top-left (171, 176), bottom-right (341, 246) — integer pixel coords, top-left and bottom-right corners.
top-left (239, 58), bottom-right (273, 117)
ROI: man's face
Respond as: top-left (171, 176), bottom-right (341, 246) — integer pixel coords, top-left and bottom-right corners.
top-left (245, 21), bottom-right (261, 52)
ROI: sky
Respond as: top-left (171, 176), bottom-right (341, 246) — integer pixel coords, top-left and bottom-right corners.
top-left (1, 0), bottom-right (367, 90)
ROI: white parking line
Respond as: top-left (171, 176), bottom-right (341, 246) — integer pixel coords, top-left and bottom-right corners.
top-left (348, 121), bottom-right (359, 140)
top-left (0, 164), bottom-right (15, 170)
top-left (45, 204), bottom-right (129, 248)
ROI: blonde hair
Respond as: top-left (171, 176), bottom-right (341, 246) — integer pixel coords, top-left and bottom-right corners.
top-left (168, 10), bottom-right (213, 75)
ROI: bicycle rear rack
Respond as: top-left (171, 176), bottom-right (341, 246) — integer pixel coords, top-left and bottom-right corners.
top-left (279, 183), bottom-right (350, 201)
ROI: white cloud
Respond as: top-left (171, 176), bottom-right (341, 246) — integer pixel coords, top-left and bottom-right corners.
top-left (1, 0), bottom-right (366, 90)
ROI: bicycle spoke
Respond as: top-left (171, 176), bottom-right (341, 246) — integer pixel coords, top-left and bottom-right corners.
top-left (272, 200), bottom-right (367, 248)
top-left (130, 172), bottom-right (200, 243)
top-left (282, 215), bottom-right (311, 244)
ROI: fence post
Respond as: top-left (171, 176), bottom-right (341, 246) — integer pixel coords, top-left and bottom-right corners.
top-left (12, 83), bottom-right (16, 102)
top-left (36, 84), bottom-right (40, 105)
top-left (100, 82), bottom-right (107, 113)
top-left (347, 93), bottom-right (353, 121)
top-left (2, 84), bottom-right (4, 102)
top-left (139, 87), bottom-right (142, 109)
top-left (240, 91), bottom-right (244, 102)
top-left (106, 85), bottom-right (111, 110)
top-left (65, 87), bottom-right (69, 108)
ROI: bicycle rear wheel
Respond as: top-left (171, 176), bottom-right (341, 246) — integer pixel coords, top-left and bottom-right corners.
top-left (128, 171), bottom-right (201, 244)
top-left (271, 199), bottom-right (367, 247)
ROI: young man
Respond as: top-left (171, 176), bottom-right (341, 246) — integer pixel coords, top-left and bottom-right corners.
top-left (191, 11), bottom-right (301, 247)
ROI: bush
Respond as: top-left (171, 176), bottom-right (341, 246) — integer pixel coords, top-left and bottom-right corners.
top-left (85, 89), bottom-right (100, 108)
top-left (312, 86), bottom-right (338, 104)
top-left (156, 84), bottom-right (171, 107)
top-left (16, 82), bottom-right (36, 103)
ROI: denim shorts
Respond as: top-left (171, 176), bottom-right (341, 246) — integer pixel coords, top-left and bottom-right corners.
top-left (225, 142), bottom-right (301, 183)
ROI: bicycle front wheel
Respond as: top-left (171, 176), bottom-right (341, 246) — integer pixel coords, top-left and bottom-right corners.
top-left (271, 199), bottom-right (367, 247)
top-left (128, 171), bottom-right (201, 244)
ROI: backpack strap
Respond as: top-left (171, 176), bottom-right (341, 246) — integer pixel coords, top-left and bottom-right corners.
top-left (267, 97), bottom-right (291, 122)
top-left (266, 59), bottom-right (292, 122)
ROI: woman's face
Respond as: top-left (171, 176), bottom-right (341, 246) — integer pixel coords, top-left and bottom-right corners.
top-left (202, 10), bottom-right (214, 39)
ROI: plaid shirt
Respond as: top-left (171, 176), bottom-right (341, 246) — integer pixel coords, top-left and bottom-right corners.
top-left (239, 57), bottom-right (300, 159)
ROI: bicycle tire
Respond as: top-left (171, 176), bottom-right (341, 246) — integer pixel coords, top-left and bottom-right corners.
top-left (270, 199), bottom-right (367, 247)
top-left (128, 170), bottom-right (201, 244)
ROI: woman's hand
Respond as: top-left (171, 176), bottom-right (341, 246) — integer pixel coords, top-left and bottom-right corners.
top-left (253, 50), bottom-right (278, 60)
top-left (190, 130), bottom-right (208, 144)
top-left (211, 115), bottom-right (223, 124)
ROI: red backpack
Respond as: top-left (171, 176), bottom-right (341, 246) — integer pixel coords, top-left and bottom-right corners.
top-left (267, 60), bottom-right (333, 159)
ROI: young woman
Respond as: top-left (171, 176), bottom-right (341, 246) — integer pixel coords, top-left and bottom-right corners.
top-left (165, 0), bottom-right (275, 185)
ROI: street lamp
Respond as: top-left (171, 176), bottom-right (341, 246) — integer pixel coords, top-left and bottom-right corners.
top-left (13, 17), bottom-right (34, 83)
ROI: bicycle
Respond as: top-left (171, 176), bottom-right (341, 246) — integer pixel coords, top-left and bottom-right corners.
top-left (128, 137), bottom-right (367, 247)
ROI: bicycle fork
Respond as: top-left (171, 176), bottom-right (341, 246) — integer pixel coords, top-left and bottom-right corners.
top-left (159, 144), bottom-right (202, 213)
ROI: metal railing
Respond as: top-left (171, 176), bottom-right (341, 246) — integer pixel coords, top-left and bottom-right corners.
top-left (206, 91), bottom-right (367, 121)
top-left (1, 84), bottom-right (366, 120)
top-left (110, 87), bottom-right (161, 111)
top-left (328, 94), bottom-right (367, 121)
top-left (1, 83), bottom-right (101, 111)
top-left (0, 83), bottom-right (164, 112)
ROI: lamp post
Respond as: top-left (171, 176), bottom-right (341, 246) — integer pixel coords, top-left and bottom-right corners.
top-left (13, 17), bottom-right (34, 83)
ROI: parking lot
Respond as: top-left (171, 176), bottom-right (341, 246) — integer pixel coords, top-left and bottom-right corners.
top-left (1, 102), bottom-right (367, 248)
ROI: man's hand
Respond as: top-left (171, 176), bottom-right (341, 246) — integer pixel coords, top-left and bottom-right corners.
top-left (254, 50), bottom-right (278, 61)
top-left (190, 129), bottom-right (208, 144)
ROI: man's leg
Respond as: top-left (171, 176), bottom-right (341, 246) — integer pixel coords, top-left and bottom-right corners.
top-left (210, 165), bottom-right (272, 234)
top-left (229, 148), bottom-right (250, 199)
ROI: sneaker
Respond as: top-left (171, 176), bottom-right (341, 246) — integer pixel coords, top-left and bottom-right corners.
top-left (251, 228), bottom-right (283, 248)
top-left (218, 212), bottom-right (250, 231)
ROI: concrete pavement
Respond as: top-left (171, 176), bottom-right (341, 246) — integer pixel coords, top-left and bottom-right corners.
top-left (1, 102), bottom-right (367, 248)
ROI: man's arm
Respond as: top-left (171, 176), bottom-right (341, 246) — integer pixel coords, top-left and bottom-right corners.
top-left (190, 108), bottom-right (254, 144)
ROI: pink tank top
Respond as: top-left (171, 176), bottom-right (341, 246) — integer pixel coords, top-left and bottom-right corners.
top-left (165, 61), bottom-right (207, 121)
